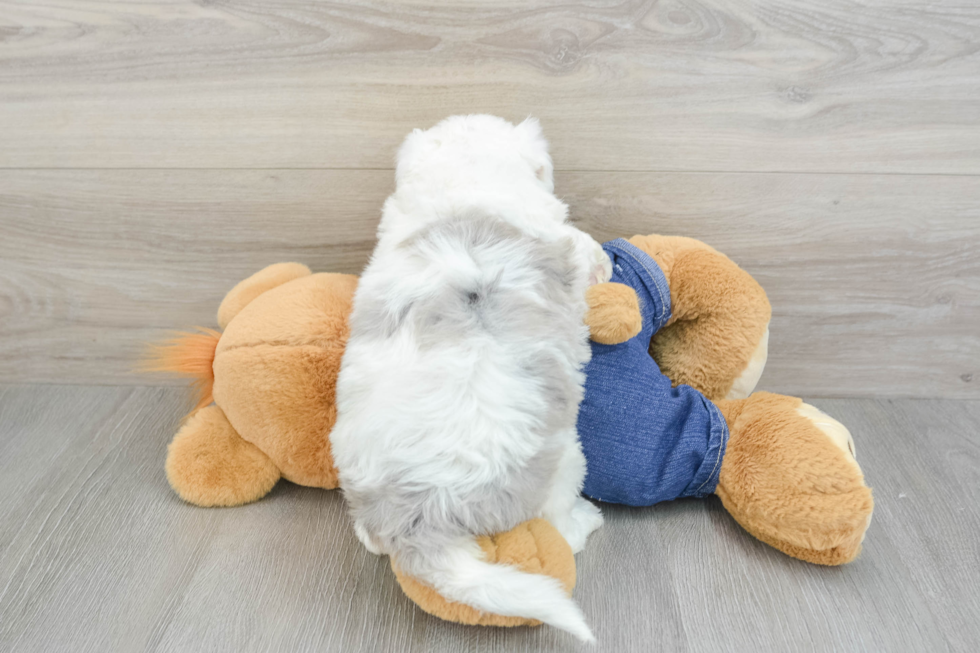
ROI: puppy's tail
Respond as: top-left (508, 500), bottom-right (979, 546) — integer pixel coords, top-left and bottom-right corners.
top-left (397, 539), bottom-right (594, 643)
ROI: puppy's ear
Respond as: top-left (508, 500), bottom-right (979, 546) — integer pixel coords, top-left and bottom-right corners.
top-left (516, 116), bottom-right (544, 140)
top-left (516, 117), bottom-right (554, 191)
top-left (395, 127), bottom-right (436, 184)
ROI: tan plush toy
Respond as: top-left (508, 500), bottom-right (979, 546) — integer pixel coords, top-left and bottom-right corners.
top-left (149, 234), bottom-right (872, 627)
top-left (581, 235), bottom-right (872, 566)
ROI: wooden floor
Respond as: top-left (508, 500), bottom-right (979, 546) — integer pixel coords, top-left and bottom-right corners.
top-left (0, 384), bottom-right (977, 652)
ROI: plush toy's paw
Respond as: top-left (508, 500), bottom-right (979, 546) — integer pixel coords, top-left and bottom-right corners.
top-left (715, 393), bottom-right (873, 565)
top-left (166, 405), bottom-right (281, 507)
top-left (585, 282), bottom-right (642, 345)
top-left (796, 402), bottom-right (858, 458)
top-left (392, 519), bottom-right (576, 627)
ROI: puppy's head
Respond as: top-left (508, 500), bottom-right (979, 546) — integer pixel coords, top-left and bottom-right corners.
top-left (395, 115), bottom-right (554, 192)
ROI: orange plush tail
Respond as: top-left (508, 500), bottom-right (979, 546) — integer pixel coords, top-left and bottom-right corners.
top-left (143, 327), bottom-right (221, 412)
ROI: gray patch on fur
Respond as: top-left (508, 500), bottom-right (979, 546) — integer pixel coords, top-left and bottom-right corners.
top-left (350, 295), bottom-right (412, 338)
top-left (403, 216), bottom-right (583, 347)
top-left (345, 213), bottom-right (589, 559)
top-left (347, 442), bottom-right (563, 545)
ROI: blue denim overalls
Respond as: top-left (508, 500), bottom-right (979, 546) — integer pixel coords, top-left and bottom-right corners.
top-left (577, 239), bottom-right (730, 506)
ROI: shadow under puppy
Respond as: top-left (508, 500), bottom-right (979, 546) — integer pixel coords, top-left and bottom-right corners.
top-left (330, 115), bottom-right (609, 642)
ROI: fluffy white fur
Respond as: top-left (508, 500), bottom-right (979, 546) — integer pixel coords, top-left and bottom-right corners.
top-left (330, 115), bottom-right (609, 642)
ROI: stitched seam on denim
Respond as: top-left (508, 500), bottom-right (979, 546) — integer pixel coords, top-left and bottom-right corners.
top-left (603, 239), bottom-right (672, 326)
top-left (604, 240), bottom-right (666, 322)
top-left (694, 399), bottom-right (729, 495)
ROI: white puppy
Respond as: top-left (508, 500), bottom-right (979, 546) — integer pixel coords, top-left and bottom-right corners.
top-left (330, 115), bottom-right (609, 642)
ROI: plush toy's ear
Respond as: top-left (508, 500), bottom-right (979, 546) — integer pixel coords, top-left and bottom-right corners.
top-left (585, 282), bottom-right (643, 345)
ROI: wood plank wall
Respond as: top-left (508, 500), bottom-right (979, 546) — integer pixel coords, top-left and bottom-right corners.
top-left (1, 1), bottom-right (978, 397)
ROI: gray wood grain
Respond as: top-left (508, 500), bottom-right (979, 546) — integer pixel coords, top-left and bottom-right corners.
top-left (2, 169), bottom-right (977, 397)
top-left (1, 385), bottom-right (978, 652)
top-left (1, 1), bottom-right (979, 173)
top-left (561, 171), bottom-right (980, 399)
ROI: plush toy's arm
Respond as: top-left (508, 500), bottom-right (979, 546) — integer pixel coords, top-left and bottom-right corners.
top-left (585, 282), bottom-right (643, 345)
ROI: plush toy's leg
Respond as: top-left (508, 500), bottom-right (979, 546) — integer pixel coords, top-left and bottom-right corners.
top-left (628, 235), bottom-right (772, 402)
top-left (217, 262), bottom-right (312, 328)
top-left (391, 519), bottom-right (577, 627)
top-left (166, 405), bottom-right (281, 507)
top-left (726, 325), bottom-right (769, 400)
top-left (714, 393), bottom-right (873, 565)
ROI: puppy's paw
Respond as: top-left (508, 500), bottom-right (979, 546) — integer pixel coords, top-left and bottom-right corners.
top-left (589, 244), bottom-right (613, 286)
top-left (561, 498), bottom-right (604, 554)
top-left (354, 521), bottom-right (383, 555)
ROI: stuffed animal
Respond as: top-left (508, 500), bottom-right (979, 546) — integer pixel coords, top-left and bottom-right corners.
top-left (580, 235), bottom-right (873, 566)
top-left (148, 233), bottom-right (872, 627)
